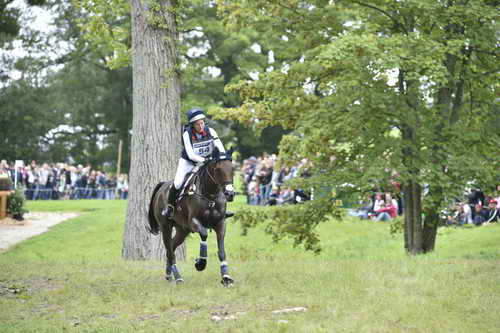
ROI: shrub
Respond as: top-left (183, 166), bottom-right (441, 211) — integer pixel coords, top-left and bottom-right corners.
top-left (7, 188), bottom-right (28, 221)
top-left (235, 198), bottom-right (343, 253)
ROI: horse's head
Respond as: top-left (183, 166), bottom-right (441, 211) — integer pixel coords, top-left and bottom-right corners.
top-left (206, 148), bottom-right (235, 202)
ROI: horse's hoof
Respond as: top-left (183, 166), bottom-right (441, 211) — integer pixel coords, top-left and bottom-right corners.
top-left (195, 258), bottom-right (207, 271)
top-left (175, 278), bottom-right (184, 284)
top-left (221, 275), bottom-right (234, 287)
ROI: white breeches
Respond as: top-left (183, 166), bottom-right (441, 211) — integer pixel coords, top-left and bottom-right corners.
top-left (174, 158), bottom-right (194, 190)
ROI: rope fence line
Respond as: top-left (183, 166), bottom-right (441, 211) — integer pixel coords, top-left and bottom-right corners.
top-left (21, 186), bottom-right (128, 200)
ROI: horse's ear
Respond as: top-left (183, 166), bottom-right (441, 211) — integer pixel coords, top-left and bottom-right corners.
top-left (226, 147), bottom-right (234, 161)
top-left (211, 147), bottom-right (220, 160)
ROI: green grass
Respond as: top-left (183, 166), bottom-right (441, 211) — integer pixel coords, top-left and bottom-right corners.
top-left (0, 197), bottom-right (499, 332)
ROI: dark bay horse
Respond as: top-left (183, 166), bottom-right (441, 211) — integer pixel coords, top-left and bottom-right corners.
top-left (147, 151), bottom-right (235, 286)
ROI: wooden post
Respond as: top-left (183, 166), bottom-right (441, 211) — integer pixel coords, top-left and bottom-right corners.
top-left (0, 191), bottom-right (10, 220)
top-left (117, 139), bottom-right (123, 178)
top-left (116, 139), bottom-right (123, 198)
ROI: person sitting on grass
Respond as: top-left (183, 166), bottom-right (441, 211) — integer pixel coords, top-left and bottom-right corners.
top-left (483, 199), bottom-right (499, 225)
top-left (473, 203), bottom-right (489, 226)
top-left (373, 197), bottom-right (397, 222)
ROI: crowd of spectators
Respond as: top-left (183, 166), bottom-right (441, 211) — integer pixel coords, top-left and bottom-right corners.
top-left (350, 191), bottom-right (403, 222)
top-left (0, 159), bottom-right (128, 200)
top-left (241, 154), bottom-right (499, 228)
top-left (443, 187), bottom-right (500, 226)
top-left (350, 183), bottom-right (500, 226)
top-left (2, 157), bottom-right (498, 227)
top-left (240, 153), bottom-right (312, 206)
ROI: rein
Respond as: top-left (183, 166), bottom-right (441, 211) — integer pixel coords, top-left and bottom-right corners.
top-left (190, 161), bottom-right (224, 206)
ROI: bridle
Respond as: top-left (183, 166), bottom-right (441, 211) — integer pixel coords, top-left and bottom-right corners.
top-left (194, 159), bottom-right (235, 205)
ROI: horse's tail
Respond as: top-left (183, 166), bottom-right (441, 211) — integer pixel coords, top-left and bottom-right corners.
top-left (147, 182), bottom-right (165, 235)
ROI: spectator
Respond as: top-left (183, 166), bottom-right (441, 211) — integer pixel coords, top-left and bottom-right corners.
top-left (256, 159), bottom-right (273, 205)
top-left (473, 204), bottom-right (489, 226)
top-left (87, 170), bottom-right (97, 199)
top-left (352, 194), bottom-right (373, 220)
top-left (25, 166), bottom-right (37, 200)
top-left (373, 197), bottom-right (397, 222)
top-left (247, 176), bottom-right (259, 206)
top-left (459, 202), bottom-right (473, 225)
top-left (116, 174), bottom-right (129, 199)
top-left (0, 166), bottom-right (12, 190)
top-left (484, 199), bottom-right (499, 224)
top-left (279, 187), bottom-right (295, 205)
top-left (372, 193), bottom-right (384, 213)
top-left (96, 171), bottom-right (107, 199)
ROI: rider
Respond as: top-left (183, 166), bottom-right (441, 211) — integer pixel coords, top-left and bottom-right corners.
top-left (163, 108), bottom-right (233, 218)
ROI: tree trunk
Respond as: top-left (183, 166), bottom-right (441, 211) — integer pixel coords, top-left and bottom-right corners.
top-left (422, 210), bottom-right (438, 253)
top-left (403, 181), bottom-right (424, 255)
top-left (122, 0), bottom-right (185, 261)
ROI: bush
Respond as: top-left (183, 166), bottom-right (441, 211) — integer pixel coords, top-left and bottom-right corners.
top-left (235, 198), bottom-right (343, 253)
top-left (7, 188), bottom-right (28, 221)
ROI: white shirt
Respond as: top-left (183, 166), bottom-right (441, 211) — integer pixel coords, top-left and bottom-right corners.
top-left (182, 127), bottom-right (225, 163)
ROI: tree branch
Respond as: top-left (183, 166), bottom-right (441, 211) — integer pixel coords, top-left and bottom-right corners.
top-left (351, 1), bottom-right (408, 34)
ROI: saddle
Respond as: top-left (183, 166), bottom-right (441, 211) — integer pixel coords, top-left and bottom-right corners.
top-left (176, 164), bottom-right (203, 204)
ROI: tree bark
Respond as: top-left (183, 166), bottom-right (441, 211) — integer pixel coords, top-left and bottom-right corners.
top-left (122, 0), bottom-right (185, 261)
top-left (403, 181), bottom-right (423, 255)
top-left (422, 210), bottom-right (438, 253)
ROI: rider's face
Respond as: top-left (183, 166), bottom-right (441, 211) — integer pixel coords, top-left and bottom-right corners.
top-left (193, 119), bottom-right (205, 133)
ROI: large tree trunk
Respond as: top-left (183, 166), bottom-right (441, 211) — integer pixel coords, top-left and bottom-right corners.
top-left (122, 0), bottom-right (185, 260)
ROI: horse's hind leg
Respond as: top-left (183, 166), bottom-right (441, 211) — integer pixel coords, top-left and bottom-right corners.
top-left (215, 221), bottom-right (234, 287)
top-left (168, 226), bottom-right (189, 284)
top-left (161, 223), bottom-right (184, 284)
top-left (195, 225), bottom-right (209, 272)
top-left (161, 223), bottom-right (175, 281)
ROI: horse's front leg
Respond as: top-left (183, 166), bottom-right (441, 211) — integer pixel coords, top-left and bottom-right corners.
top-left (194, 221), bottom-right (209, 272)
top-left (215, 220), bottom-right (234, 287)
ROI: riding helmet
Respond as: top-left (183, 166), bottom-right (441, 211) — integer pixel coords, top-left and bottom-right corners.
top-left (187, 108), bottom-right (206, 123)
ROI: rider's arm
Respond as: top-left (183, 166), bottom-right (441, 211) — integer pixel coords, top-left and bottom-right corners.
top-left (209, 128), bottom-right (226, 153)
top-left (183, 131), bottom-right (205, 163)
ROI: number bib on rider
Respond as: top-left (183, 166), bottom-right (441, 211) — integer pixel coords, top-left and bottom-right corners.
top-left (193, 138), bottom-right (214, 158)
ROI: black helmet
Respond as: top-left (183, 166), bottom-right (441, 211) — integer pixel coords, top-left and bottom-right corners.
top-left (186, 108), bottom-right (206, 123)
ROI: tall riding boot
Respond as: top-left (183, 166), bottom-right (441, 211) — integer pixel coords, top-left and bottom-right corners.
top-left (162, 186), bottom-right (178, 218)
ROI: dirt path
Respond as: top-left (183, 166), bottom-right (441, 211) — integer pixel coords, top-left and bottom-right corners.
top-left (0, 212), bottom-right (78, 252)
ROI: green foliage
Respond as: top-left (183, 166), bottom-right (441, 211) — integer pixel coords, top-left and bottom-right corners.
top-left (0, 1), bottom-right (133, 170)
top-left (236, 199), bottom-right (342, 253)
top-left (76, 0), bottom-right (288, 159)
top-left (0, 80), bottom-right (59, 161)
top-left (74, 0), bottom-right (131, 69)
top-left (389, 216), bottom-right (404, 236)
top-left (216, 0), bottom-right (500, 244)
top-left (0, 0), bottom-right (47, 48)
top-left (7, 188), bottom-right (28, 220)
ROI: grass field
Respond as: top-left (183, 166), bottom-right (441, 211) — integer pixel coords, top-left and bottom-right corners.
top-left (1, 197), bottom-right (499, 332)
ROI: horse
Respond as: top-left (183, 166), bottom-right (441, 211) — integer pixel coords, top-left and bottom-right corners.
top-left (147, 150), bottom-right (236, 286)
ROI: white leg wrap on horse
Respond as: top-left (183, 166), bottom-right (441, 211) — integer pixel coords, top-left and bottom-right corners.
top-left (220, 261), bottom-right (229, 275)
top-left (171, 264), bottom-right (182, 281)
top-left (200, 241), bottom-right (208, 258)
